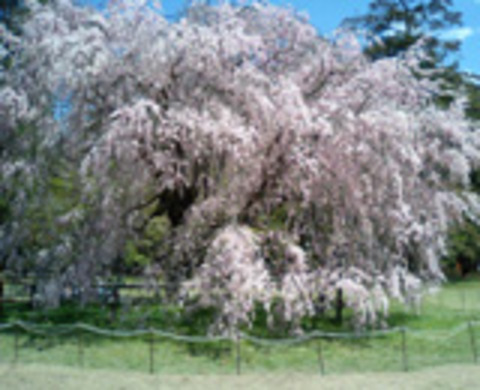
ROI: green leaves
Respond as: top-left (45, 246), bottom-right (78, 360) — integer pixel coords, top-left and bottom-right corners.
top-left (444, 219), bottom-right (480, 276)
top-left (124, 215), bottom-right (171, 268)
top-left (124, 241), bottom-right (151, 268)
top-left (343, 0), bottom-right (462, 65)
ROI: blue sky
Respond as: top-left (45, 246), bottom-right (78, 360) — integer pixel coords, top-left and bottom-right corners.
top-left (158, 0), bottom-right (480, 75)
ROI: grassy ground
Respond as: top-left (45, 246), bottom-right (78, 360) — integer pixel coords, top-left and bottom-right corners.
top-left (1, 362), bottom-right (479, 390)
top-left (0, 279), bottom-right (479, 376)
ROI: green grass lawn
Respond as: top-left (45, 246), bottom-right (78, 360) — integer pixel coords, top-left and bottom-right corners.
top-left (0, 279), bottom-right (479, 376)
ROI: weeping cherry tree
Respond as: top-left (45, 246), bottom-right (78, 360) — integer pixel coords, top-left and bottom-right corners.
top-left (1, 0), bottom-right (479, 332)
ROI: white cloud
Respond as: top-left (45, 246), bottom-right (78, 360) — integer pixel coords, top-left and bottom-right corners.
top-left (441, 27), bottom-right (475, 41)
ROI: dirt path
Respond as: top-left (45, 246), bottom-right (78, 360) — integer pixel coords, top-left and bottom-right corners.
top-left (1, 363), bottom-right (478, 390)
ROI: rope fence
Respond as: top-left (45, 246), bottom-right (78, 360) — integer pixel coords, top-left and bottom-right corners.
top-left (0, 320), bottom-right (478, 375)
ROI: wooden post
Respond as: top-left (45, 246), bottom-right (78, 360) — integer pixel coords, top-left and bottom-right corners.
top-left (468, 322), bottom-right (478, 364)
top-left (235, 332), bottom-right (241, 375)
top-left (401, 328), bottom-right (408, 372)
top-left (317, 338), bottom-right (325, 375)
top-left (77, 331), bottom-right (84, 367)
top-left (149, 329), bottom-right (155, 374)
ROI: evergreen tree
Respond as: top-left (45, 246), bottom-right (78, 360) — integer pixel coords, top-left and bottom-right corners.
top-left (343, 0), bottom-right (462, 66)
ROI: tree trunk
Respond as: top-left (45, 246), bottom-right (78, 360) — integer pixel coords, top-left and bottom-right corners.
top-left (335, 288), bottom-right (344, 325)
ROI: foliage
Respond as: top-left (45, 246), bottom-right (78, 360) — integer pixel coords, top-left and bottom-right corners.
top-left (1, 0), bottom-right (479, 332)
top-left (343, 0), bottom-right (462, 64)
top-left (465, 76), bottom-right (480, 121)
top-left (0, 0), bottom-right (27, 33)
top-left (443, 219), bottom-right (480, 276)
top-left (124, 215), bottom-right (171, 270)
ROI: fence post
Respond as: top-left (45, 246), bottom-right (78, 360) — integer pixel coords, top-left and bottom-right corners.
top-left (468, 321), bottom-right (478, 364)
top-left (13, 325), bottom-right (19, 364)
top-left (317, 338), bottom-right (325, 375)
top-left (235, 331), bottom-right (241, 375)
top-left (0, 276), bottom-right (3, 318)
top-left (77, 329), bottom-right (84, 367)
top-left (401, 327), bottom-right (408, 372)
top-left (148, 328), bottom-right (155, 374)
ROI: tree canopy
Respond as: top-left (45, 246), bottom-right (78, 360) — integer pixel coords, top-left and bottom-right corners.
top-left (1, 0), bottom-right (479, 332)
top-left (343, 0), bottom-right (462, 64)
